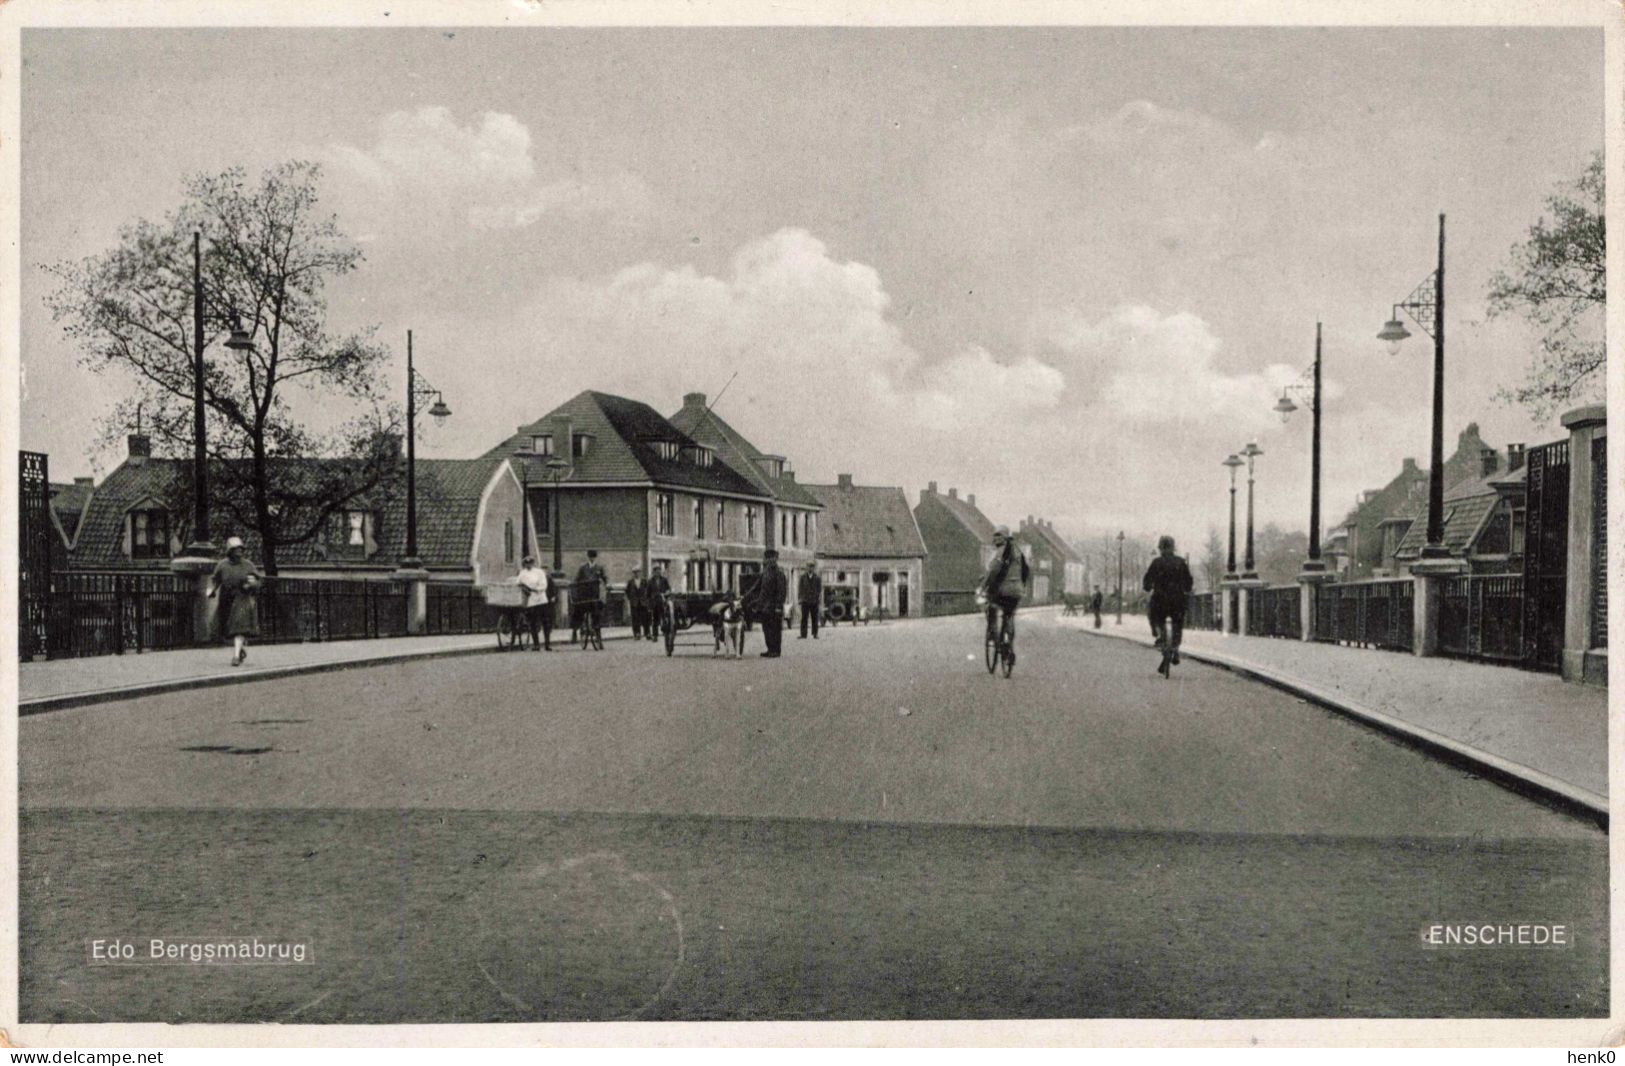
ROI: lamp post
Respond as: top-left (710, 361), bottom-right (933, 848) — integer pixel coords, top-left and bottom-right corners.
top-left (401, 329), bottom-right (451, 572)
top-left (1240, 440), bottom-right (1263, 580)
top-left (1378, 213), bottom-right (1448, 558)
top-left (546, 457), bottom-right (569, 572)
top-left (180, 230), bottom-right (255, 560)
top-left (512, 449), bottom-right (570, 572)
top-left (1116, 530), bottom-right (1125, 625)
top-left (1273, 322), bottom-right (1326, 571)
top-left (1222, 453), bottom-right (1244, 576)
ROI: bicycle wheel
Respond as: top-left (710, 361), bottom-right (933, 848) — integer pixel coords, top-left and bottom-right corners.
top-left (1001, 635), bottom-right (1015, 678)
top-left (590, 614), bottom-right (604, 651)
top-left (496, 612), bottom-right (515, 650)
top-left (984, 629), bottom-right (998, 674)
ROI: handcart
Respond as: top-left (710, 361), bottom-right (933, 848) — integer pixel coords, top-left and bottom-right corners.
top-left (483, 582), bottom-right (537, 650)
top-left (659, 590), bottom-right (735, 657)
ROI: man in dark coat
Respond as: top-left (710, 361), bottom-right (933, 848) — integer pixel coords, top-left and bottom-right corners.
top-left (626, 567), bottom-right (650, 639)
top-left (748, 549), bottom-right (789, 657)
top-left (1142, 535), bottom-right (1194, 663)
top-left (1089, 585), bottom-right (1104, 629)
top-left (646, 562), bottom-right (671, 642)
top-left (574, 549), bottom-right (608, 636)
top-left (797, 562), bottom-right (823, 639)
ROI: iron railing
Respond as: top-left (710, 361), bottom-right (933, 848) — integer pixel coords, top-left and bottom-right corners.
top-left (1313, 578), bottom-right (1414, 652)
top-left (1186, 591), bottom-right (1221, 631)
top-left (1245, 585), bottom-right (1301, 640)
top-left (1438, 574), bottom-right (1533, 668)
top-left (425, 581), bottom-right (501, 636)
top-left (47, 571), bottom-right (197, 659)
top-left (1592, 433), bottom-right (1607, 649)
top-left (256, 577), bottom-right (410, 644)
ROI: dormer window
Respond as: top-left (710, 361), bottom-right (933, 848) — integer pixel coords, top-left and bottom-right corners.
top-left (530, 434), bottom-right (554, 456)
top-left (694, 446), bottom-right (714, 468)
top-left (128, 508), bottom-right (170, 559)
top-left (652, 441), bottom-right (680, 462)
top-left (572, 433), bottom-right (593, 458)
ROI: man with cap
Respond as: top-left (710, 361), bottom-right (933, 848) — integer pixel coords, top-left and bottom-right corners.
top-left (978, 525), bottom-right (1030, 661)
top-left (625, 566), bottom-right (650, 640)
top-left (646, 562), bottom-right (670, 642)
top-left (574, 549), bottom-right (608, 639)
top-left (797, 561), bottom-right (823, 640)
top-left (1143, 534), bottom-right (1193, 671)
top-left (746, 548), bottom-right (789, 657)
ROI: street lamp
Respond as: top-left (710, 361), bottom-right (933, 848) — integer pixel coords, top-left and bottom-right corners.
top-left (1241, 440), bottom-right (1263, 580)
top-left (180, 230), bottom-right (255, 561)
top-left (1275, 322), bottom-right (1326, 572)
top-left (1116, 530), bottom-right (1125, 625)
top-left (545, 456), bottom-right (569, 572)
top-left (1222, 453), bottom-right (1244, 577)
top-left (512, 448), bottom-right (570, 573)
top-left (401, 329), bottom-right (451, 571)
top-left (1378, 213), bottom-right (1448, 558)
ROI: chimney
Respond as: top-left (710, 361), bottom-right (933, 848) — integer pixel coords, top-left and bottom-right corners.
top-left (683, 392), bottom-right (707, 411)
top-left (837, 473), bottom-right (854, 490)
top-left (783, 470), bottom-right (795, 482)
top-left (1506, 443), bottom-right (1526, 473)
top-left (74, 476), bottom-right (94, 488)
top-left (551, 414), bottom-right (575, 475)
top-left (928, 480), bottom-right (938, 495)
top-left (1402, 457), bottom-right (1419, 474)
top-left (967, 493), bottom-right (976, 507)
top-left (1480, 447), bottom-right (1499, 478)
top-left (947, 486), bottom-right (957, 499)
top-left (126, 433), bottom-right (151, 466)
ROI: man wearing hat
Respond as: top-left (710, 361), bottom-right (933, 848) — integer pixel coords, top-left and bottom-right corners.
top-left (978, 525), bottom-right (1030, 659)
top-left (625, 566), bottom-right (651, 640)
top-left (646, 562), bottom-right (671, 642)
top-left (574, 549), bottom-right (608, 640)
top-left (746, 548), bottom-right (789, 658)
top-left (516, 554), bottom-right (554, 650)
top-left (797, 561), bottom-right (823, 640)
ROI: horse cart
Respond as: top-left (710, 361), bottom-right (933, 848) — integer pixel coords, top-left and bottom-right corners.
top-left (658, 590), bottom-right (736, 656)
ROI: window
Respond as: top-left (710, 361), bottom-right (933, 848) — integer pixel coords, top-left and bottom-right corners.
top-left (129, 508), bottom-right (170, 559)
top-left (694, 497), bottom-right (706, 540)
top-left (781, 511), bottom-right (788, 546)
top-left (533, 489), bottom-right (551, 535)
top-left (572, 433), bottom-right (593, 458)
top-left (530, 434), bottom-right (554, 456)
top-left (326, 509), bottom-right (378, 560)
top-left (790, 510), bottom-right (800, 548)
top-left (656, 493), bottom-right (675, 537)
top-left (746, 505), bottom-right (758, 541)
top-left (694, 446), bottom-right (714, 468)
top-left (652, 441), bottom-right (680, 461)
top-left (504, 519), bottom-right (515, 563)
top-left (716, 500), bottom-right (727, 540)
top-left (808, 514), bottom-right (816, 550)
top-left (1511, 505), bottom-right (1527, 555)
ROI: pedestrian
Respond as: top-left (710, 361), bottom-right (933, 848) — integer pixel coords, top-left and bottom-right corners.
top-left (516, 555), bottom-right (553, 651)
top-left (1090, 585), bottom-right (1104, 629)
top-left (208, 535), bottom-right (262, 667)
top-left (797, 561), bottom-right (823, 640)
top-left (626, 567), bottom-right (650, 640)
top-left (747, 548), bottom-right (789, 658)
top-left (646, 562), bottom-right (670, 642)
top-left (1142, 535), bottom-right (1194, 667)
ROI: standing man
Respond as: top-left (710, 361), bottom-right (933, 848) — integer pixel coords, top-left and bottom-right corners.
top-left (626, 567), bottom-right (650, 640)
top-left (646, 562), bottom-right (671, 642)
top-left (797, 562), bottom-right (823, 640)
top-left (1143, 535), bottom-right (1194, 665)
top-left (748, 548), bottom-right (789, 658)
top-left (1089, 584), bottom-right (1104, 629)
top-left (574, 549), bottom-right (608, 638)
top-left (516, 555), bottom-right (554, 651)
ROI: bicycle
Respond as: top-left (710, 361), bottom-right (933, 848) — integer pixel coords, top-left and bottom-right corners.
top-left (1152, 613), bottom-right (1181, 678)
top-left (981, 598), bottom-right (1016, 678)
top-left (577, 604), bottom-right (604, 651)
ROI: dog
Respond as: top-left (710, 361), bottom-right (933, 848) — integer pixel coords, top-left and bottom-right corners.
top-left (708, 596), bottom-right (745, 658)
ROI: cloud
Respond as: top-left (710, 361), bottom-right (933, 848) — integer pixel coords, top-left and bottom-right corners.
top-left (325, 106), bottom-right (651, 230)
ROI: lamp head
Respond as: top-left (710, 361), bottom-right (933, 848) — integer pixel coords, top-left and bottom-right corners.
top-left (1242, 440), bottom-right (1263, 459)
top-left (225, 327), bottom-right (255, 351)
top-left (1377, 313), bottom-right (1410, 355)
top-left (428, 396), bottom-right (451, 425)
top-left (1222, 453), bottom-right (1244, 470)
top-left (1273, 392), bottom-right (1297, 422)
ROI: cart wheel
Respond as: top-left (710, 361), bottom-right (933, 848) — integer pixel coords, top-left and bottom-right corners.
top-left (497, 612), bottom-right (516, 650)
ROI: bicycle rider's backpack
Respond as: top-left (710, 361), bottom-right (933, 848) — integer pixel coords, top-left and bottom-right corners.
top-left (994, 548), bottom-right (1027, 600)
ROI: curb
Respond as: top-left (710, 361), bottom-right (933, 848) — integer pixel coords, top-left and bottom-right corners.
top-left (19, 642), bottom-right (504, 716)
top-left (1071, 623), bottom-right (1608, 827)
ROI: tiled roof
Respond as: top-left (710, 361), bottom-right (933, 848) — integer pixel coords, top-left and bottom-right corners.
top-left (1020, 521), bottom-right (1082, 563)
top-left (668, 403), bottom-right (823, 508)
top-left (924, 491), bottom-right (997, 543)
top-left (67, 455), bottom-right (502, 571)
top-left (487, 391), bottom-right (771, 500)
top-left (804, 481), bottom-right (928, 559)
top-left (48, 481), bottom-right (94, 543)
top-left (1392, 470), bottom-right (1516, 560)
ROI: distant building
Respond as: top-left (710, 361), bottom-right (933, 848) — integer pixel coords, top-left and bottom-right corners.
top-left (912, 482), bottom-right (998, 615)
top-left (1017, 516), bottom-right (1086, 603)
top-left (805, 474), bottom-right (928, 618)
top-left (1392, 445), bottom-right (1528, 574)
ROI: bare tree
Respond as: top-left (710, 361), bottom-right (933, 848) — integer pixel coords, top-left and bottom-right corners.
top-left (1487, 152), bottom-right (1605, 419)
top-left (1199, 526), bottom-right (1225, 593)
top-left (46, 162), bottom-right (399, 573)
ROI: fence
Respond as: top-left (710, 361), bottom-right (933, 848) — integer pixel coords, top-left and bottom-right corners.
top-left (1313, 578), bottom-right (1414, 652)
top-left (425, 582), bottom-right (501, 636)
top-left (46, 571), bottom-right (198, 659)
top-left (1186, 591), bottom-right (1220, 631)
top-left (925, 590), bottom-right (982, 617)
top-left (1437, 574), bottom-right (1533, 668)
top-left (1245, 585), bottom-right (1301, 640)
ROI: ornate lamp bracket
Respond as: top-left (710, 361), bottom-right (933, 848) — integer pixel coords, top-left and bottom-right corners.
top-left (1397, 271), bottom-right (1439, 338)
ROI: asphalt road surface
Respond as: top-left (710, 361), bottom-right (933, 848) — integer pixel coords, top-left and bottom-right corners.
top-left (20, 611), bottom-right (1607, 1021)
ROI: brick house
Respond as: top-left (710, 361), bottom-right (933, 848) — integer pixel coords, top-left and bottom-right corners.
top-left (913, 482), bottom-right (999, 615)
top-left (1017, 516), bottom-right (1086, 603)
top-left (65, 434), bottom-right (530, 584)
top-left (1392, 446), bottom-right (1529, 575)
top-left (667, 391), bottom-right (822, 586)
top-left (804, 474), bottom-right (928, 618)
top-left (484, 390), bottom-right (778, 597)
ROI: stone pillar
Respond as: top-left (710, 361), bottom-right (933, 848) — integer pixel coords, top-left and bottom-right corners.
top-left (1560, 404), bottom-right (1607, 683)
top-left (1219, 580), bottom-right (1237, 635)
top-left (170, 554), bottom-right (219, 645)
top-left (1233, 577), bottom-right (1265, 637)
top-left (395, 567), bottom-right (430, 635)
top-left (1409, 559), bottom-right (1466, 657)
top-left (1297, 570), bottom-right (1336, 642)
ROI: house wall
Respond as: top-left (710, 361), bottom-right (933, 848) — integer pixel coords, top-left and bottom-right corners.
top-left (818, 556), bottom-right (926, 617)
top-left (914, 496), bottom-right (988, 593)
top-left (475, 471), bottom-right (531, 586)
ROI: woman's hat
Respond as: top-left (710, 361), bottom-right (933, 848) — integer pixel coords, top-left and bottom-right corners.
top-left (522, 554), bottom-right (536, 565)
top-left (225, 536), bottom-right (245, 551)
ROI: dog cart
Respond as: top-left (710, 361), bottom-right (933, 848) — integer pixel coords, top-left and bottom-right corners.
top-left (483, 582), bottom-right (534, 650)
top-left (659, 590), bottom-right (734, 657)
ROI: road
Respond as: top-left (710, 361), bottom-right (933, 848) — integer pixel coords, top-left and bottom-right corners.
top-left (19, 611), bottom-right (1607, 1021)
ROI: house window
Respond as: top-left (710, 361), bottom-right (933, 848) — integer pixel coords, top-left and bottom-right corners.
top-left (504, 519), bottom-right (515, 563)
top-left (129, 508), bottom-right (170, 559)
top-left (656, 493), bottom-right (675, 537)
top-left (327, 509), bottom-right (378, 560)
top-left (717, 501), bottom-right (727, 540)
top-left (530, 434), bottom-right (554, 456)
top-left (694, 497), bottom-right (706, 540)
top-left (652, 441), bottom-right (680, 461)
top-left (1511, 505), bottom-right (1527, 555)
top-left (533, 489), bottom-right (551, 535)
top-left (808, 514), bottom-right (816, 550)
top-left (746, 505), bottom-right (758, 541)
top-left (572, 433), bottom-right (593, 458)
top-left (694, 446), bottom-right (714, 468)
top-left (781, 511), bottom-right (788, 546)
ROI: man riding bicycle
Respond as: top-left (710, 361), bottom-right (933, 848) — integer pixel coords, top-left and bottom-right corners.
top-left (1142, 535), bottom-right (1194, 670)
top-left (978, 525), bottom-right (1030, 662)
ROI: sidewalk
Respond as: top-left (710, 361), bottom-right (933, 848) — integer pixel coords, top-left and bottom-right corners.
top-left (1062, 616), bottom-right (1608, 819)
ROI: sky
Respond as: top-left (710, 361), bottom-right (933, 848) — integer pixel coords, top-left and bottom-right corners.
top-left (18, 26), bottom-right (1605, 558)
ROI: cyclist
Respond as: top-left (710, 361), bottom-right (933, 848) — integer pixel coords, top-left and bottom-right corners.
top-left (978, 525), bottom-right (1030, 663)
top-left (574, 549), bottom-right (608, 641)
top-left (1142, 535), bottom-right (1194, 671)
